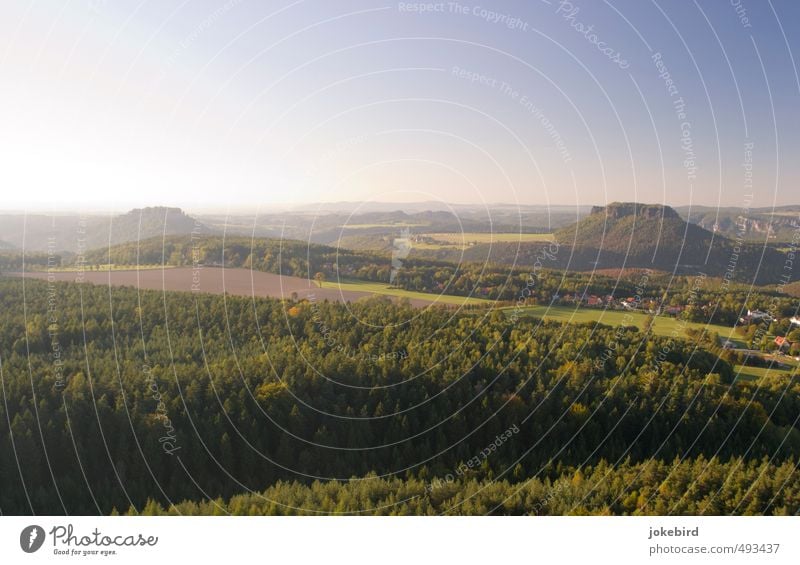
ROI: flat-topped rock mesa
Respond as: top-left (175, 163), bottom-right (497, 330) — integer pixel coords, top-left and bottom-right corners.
top-left (589, 202), bottom-right (681, 221)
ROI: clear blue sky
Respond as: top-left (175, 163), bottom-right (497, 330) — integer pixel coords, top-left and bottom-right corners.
top-left (1, 0), bottom-right (798, 210)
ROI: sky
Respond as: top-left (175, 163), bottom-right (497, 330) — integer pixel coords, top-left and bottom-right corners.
top-left (1, 0), bottom-right (798, 211)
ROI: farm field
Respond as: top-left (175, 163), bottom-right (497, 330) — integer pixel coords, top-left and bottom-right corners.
top-left (26, 264), bottom-right (172, 272)
top-left (11, 267), bottom-right (358, 300)
top-left (424, 232), bottom-right (554, 243)
top-left (413, 232), bottom-right (554, 250)
top-left (504, 304), bottom-right (741, 343)
top-left (341, 222), bottom-right (426, 229)
top-left (733, 361), bottom-right (798, 382)
top-left (10, 266), bottom-right (754, 333)
top-left (10, 268), bottom-right (486, 308)
top-left (319, 278), bottom-right (493, 306)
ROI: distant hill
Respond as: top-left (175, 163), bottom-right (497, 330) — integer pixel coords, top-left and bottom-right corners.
top-left (324, 203), bottom-right (795, 284)
top-left (198, 207), bottom-right (580, 245)
top-left (0, 207), bottom-right (213, 254)
top-left (553, 202), bottom-right (793, 284)
top-left (285, 200), bottom-right (588, 215)
top-left (676, 205), bottom-right (800, 242)
top-left (78, 234), bottom-right (391, 281)
top-left (102, 207), bottom-right (212, 248)
top-left (555, 202), bottom-right (714, 268)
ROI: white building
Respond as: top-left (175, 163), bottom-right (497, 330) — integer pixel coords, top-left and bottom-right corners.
top-left (747, 309), bottom-right (773, 322)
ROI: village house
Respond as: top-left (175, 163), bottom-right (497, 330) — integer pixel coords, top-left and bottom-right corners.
top-left (586, 295), bottom-right (603, 306)
top-left (748, 309), bottom-right (773, 321)
top-left (739, 309), bottom-right (774, 325)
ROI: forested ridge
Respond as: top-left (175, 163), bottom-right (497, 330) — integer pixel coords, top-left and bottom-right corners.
top-left (64, 235), bottom-right (799, 326)
top-left (1, 277), bottom-right (799, 515)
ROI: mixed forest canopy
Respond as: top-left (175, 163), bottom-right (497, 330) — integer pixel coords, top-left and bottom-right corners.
top-left (1, 277), bottom-right (799, 515)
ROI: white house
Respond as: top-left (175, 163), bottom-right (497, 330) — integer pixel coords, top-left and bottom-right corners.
top-left (747, 309), bottom-right (773, 322)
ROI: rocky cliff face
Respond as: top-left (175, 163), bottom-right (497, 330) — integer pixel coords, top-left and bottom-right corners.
top-left (678, 206), bottom-right (800, 242)
top-left (555, 202), bottom-right (794, 283)
top-left (590, 202), bottom-right (681, 221)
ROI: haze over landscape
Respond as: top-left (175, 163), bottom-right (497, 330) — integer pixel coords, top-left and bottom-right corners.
top-left (1, 0), bottom-right (799, 210)
top-left (3, 4), bottom-right (800, 559)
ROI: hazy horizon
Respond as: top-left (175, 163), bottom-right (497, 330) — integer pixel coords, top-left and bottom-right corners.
top-left (3, 199), bottom-right (800, 217)
top-left (2, 0), bottom-right (799, 210)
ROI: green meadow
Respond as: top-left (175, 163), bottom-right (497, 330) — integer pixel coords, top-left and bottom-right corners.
top-left (320, 279), bottom-right (493, 306)
top-left (503, 304), bottom-right (742, 343)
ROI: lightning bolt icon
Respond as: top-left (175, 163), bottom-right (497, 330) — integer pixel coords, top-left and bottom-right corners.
top-left (28, 527), bottom-right (39, 549)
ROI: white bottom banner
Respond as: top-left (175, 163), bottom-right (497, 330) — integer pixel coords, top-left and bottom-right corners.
top-left (1, 516), bottom-right (797, 564)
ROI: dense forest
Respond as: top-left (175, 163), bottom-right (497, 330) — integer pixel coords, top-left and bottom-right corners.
top-left (1, 277), bottom-right (799, 515)
top-left (134, 458), bottom-right (800, 516)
